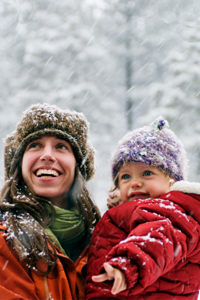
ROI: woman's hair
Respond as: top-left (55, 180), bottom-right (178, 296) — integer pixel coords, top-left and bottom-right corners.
top-left (68, 166), bottom-right (101, 235)
top-left (0, 161), bottom-right (101, 275)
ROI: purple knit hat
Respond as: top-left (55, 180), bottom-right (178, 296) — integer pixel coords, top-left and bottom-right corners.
top-left (111, 116), bottom-right (188, 184)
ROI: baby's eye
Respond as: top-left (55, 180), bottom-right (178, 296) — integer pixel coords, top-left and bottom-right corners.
top-left (121, 174), bottom-right (131, 180)
top-left (143, 170), bottom-right (153, 177)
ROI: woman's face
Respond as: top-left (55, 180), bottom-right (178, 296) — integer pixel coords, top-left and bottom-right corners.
top-left (22, 135), bottom-right (76, 208)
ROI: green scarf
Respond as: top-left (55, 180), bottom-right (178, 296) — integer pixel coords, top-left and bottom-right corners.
top-left (45, 206), bottom-right (85, 258)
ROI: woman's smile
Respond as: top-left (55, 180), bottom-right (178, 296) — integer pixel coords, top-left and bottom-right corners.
top-left (34, 167), bottom-right (60, 178)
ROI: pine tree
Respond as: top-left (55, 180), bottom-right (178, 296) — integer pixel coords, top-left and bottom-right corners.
top-left (143, 13), bottom-right (200, 181)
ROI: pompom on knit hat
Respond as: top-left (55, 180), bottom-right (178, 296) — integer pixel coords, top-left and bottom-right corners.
top-left (4, 103), bottom-right (95, 181)
top-left (111, 116), bottom-right (188, 184)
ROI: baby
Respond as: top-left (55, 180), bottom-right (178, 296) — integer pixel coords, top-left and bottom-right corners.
top-left (86, 116), bottom-right (200, 300)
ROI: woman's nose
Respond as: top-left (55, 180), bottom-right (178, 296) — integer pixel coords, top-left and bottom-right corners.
top-left (40, 145), bottom-right (56, 161)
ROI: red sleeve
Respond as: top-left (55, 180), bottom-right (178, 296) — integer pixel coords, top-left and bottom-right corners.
top-left (0, 226), bottom-right (40, 300)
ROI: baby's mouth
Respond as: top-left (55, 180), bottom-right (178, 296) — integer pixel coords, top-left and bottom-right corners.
top-left (129, 193), bottom-right (148, 200)
top-left (35, 169), bottom-right (60, 177)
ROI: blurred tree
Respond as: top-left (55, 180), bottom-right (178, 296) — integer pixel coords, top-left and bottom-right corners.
top-left (92, 0), bottom-right (179, 131)
top-left (140, 1), bottom-right (200, 181)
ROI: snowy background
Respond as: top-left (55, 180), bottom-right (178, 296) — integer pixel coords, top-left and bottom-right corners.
top-left (1, 0), bottom-right (200, 220)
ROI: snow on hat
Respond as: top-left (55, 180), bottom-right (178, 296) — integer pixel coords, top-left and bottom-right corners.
top-left (4, 103), bottom-right (95, 181)
top-left (111, 116), bottom-right (188, 184)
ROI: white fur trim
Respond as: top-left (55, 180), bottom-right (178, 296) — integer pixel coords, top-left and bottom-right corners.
top-left (169, 181), bottom-right (200, 195)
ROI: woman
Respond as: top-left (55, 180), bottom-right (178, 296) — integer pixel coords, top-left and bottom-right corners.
top-left (0, 103), bottom-right (101, 300)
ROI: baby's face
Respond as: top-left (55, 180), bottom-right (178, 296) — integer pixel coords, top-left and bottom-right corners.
top-left (118, 162), bottom-right (172, 203)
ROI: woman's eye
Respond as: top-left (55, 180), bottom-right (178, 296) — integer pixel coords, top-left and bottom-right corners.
top-left (57, 144), bottom-right (68, 150)
top-left (27, 142), bottom-right (40, 149)
top-left (143, 170), bottom-right (152, 176)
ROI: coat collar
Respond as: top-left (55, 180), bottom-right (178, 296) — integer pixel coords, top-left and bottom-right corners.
top-left (169, 180), bottom-right (200, 195)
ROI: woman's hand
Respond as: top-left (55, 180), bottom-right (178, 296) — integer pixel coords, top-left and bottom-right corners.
top-left (107, 190), bottom-right (122, 209)
top-left (92, 262), bottom-right (127, 295)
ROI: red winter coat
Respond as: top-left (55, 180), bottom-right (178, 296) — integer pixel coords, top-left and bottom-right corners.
top-left (86, 181), bottom-right (200, 300)
top-left (0, 223), bottom-right (88, 300)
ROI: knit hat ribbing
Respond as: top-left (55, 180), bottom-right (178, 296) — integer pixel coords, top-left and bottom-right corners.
top-left (4, 103), bottom-right (95, 181)
top-left (111, 116), bottom-right (188, 184)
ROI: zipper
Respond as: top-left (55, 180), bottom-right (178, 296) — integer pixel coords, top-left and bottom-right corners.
top-left (43, 276), bottom-right (54, 300)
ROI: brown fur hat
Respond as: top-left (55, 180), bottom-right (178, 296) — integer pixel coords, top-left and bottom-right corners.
top-left (4, 103), bottom-right (95, 181)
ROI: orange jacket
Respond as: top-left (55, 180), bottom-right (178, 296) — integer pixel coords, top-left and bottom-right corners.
top-left (0, 223), bottom-right (88, 300)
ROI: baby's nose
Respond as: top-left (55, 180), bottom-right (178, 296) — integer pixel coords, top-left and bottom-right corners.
top-left (130, 179), bottom-right (142, 188)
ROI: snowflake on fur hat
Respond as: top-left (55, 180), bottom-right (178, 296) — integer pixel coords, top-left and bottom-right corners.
top-left (4, 103), bottom-right (95, 181)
